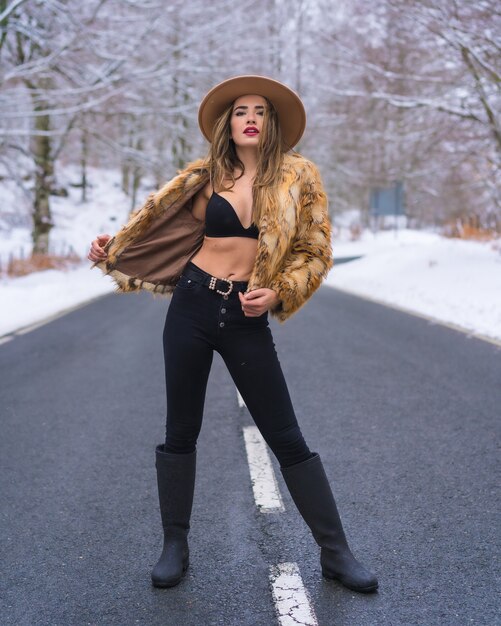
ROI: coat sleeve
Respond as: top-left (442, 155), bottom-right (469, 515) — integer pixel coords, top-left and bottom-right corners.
top-left (268, 161), bottom-right (334, 322)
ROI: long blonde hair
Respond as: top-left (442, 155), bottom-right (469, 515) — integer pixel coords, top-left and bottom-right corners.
top-left (205, 96), bottom-right (284, 226)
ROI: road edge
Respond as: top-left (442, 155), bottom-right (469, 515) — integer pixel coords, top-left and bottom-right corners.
top-left (0, 292), bottom-right (111, 345)
top-left (327, 284), bottom-right (501, 348)
top-left (2, 285), bottom-right (500, 350)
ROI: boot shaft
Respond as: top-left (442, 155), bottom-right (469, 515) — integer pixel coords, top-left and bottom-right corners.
top-left (155, 445), bottom-right (197, 532)
top-left (280, 452), bottom-right (348, 549)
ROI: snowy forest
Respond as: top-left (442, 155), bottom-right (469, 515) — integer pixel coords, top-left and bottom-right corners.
top-left (1, 0), bottom-right (500, 260)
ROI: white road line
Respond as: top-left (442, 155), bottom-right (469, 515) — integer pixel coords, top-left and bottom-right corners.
top-left (243, 425), bottom-right (284, 512)
top-left (270, 562), bottom-right (318, 626)
top-left (236, 387), bottom-right (246, 408)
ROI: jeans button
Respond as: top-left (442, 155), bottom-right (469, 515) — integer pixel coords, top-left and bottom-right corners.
top-left (221, 308), bottom-right (226, 314)
top-left (219, 322), bottom-right (225, 328)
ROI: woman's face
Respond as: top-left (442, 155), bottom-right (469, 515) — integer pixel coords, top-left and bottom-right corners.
top-left (230, 94), bottom-right (267, 148)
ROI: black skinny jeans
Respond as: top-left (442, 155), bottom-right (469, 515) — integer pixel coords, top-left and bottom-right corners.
top-left (163, 261), bottom-right (312, 468)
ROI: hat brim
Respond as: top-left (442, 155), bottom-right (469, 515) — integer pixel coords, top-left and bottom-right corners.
top-left (198, 75), bottom-right (306, 151)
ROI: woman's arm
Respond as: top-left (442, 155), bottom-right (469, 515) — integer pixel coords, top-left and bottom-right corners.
top-left (268, 161), bottom-right (334, 321)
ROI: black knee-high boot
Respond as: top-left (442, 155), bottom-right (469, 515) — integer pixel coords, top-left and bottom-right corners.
top-left (280, 452), bottom-right (378, 593)
top-left (151, 445), bottom-right (196, 588)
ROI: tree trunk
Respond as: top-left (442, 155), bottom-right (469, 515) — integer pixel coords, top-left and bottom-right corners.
top-left (31, 107), bottom-right (54, 255)
top-left (81, 127), bottom-right (88, 203)
top-left (171, 73), bottom-right (190, 170)
top-left (130, 139), bottom-right (143, 213)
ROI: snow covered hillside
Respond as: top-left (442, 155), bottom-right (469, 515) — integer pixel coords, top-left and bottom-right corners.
top-left (326, 228), bottom-right (501, 342)
top-left (0, 166), bottom-right (143, 337)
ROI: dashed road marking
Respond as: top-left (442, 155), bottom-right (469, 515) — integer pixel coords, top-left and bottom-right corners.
top-left (270, 562), bottom-right (318, 626)
top-left (243, 425), bottom-right (284, 512)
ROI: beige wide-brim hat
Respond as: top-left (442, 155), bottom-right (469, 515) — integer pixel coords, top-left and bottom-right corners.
top-left (198, 75), bottom-right (306, 151)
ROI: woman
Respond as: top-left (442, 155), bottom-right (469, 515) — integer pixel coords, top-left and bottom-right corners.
top-left (88, 75), bottom-right (378, 593)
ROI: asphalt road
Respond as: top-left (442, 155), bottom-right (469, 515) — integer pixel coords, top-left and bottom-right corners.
top-left (1, 285), bottom-right (500, 626)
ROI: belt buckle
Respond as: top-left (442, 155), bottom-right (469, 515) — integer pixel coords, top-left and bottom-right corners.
top-left (209, 276), bottom-right (233, 296)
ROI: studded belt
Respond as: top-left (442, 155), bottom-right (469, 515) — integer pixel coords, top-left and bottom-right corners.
top-left (181, 263), bottom-right (249, 296)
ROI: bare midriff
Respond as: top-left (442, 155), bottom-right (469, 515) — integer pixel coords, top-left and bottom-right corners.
top-left (189, 236), bottom-right (258, 281)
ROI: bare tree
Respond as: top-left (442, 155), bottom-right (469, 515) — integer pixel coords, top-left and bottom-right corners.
top-left (1, 0), bottom-right (499, 248)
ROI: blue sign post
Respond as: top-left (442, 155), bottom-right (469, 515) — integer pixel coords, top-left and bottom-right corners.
top-left (369, 181), bottom-right (405, 234)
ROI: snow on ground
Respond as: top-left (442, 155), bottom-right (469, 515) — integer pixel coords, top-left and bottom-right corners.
top-left (0, 265), bottom-right (115, 337)
top-left (0, 164), bottom-right (139, 264)
top-left (326, 227), bottom-right (501, 342)
top-left (1, 171), bottom-right (500, 342)
top-left (0, 165), bottom-right (149, 337)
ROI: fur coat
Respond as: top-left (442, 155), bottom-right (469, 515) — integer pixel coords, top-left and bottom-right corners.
top-left (93, 152), bottom-right (334, 323)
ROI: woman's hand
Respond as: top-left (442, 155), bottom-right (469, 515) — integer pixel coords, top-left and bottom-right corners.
top-left (238, 288), bottom-right (280, 317)
top-left (88, 234), bottom-right (111, 263)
